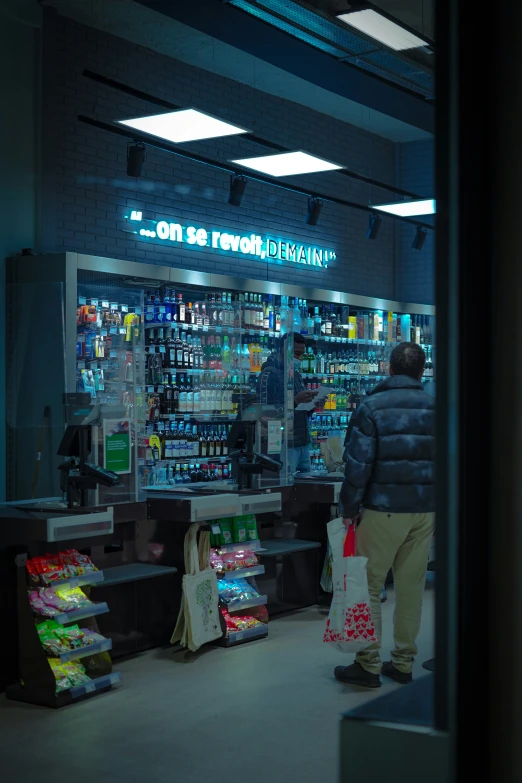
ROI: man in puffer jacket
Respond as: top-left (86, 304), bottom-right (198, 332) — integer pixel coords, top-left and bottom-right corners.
top-left (334, 342), bottom-right (435, 689)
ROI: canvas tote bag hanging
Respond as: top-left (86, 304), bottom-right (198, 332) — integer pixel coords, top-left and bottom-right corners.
top-left (171, 523), bottom-right (222, 651)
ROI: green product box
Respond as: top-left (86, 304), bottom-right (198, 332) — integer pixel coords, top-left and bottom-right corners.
top-left (246, 514), bottom-right (258, 541)
top-left (219, 518), bottom-right (233, 545)
top-left (233, 515), bottom-right (247, 543)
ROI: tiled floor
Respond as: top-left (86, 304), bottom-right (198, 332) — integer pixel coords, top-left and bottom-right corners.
top-left (0, 586), bottom-right (434, 783)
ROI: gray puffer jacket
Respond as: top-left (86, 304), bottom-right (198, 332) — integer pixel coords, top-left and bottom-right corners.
top-left (256, 355), bottom-right (309, 447)
top-left (339, 374), bottom-right (435, 518)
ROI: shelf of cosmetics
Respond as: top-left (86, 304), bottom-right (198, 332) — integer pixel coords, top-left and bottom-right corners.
top-left (77, 289), bottom-right (433, 343)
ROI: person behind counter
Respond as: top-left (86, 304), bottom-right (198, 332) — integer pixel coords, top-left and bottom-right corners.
top-left (256, 332), bottom-right (317, 473)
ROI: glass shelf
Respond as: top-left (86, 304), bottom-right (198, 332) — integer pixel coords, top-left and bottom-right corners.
top-left (221, 565), bottom-right (265, 580)
top-left (70, 672), bottom-right (121, 699)
top-left (223, 625), bottom-right (268, 646)
top-left (218, 540), bottom-right (261, 553)
top-left (224, 595), bottom-right (268, 611)
top-left (47, 570), bottom-right (105, 592)
top-left (54, 602), bottom-right (110, 625)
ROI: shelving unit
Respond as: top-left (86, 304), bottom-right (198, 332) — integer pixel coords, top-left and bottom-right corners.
top-left (6, 555), bottom-right (121, 709)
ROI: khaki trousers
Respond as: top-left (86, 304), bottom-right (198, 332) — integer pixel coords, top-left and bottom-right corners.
top-left (355, 509), bottom-right (434, 675)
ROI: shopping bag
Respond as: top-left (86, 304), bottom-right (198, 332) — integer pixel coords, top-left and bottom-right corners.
top-left (171, 523), bottom-right (222, 651)
top-left (323, 519), bottom-right (377, 652)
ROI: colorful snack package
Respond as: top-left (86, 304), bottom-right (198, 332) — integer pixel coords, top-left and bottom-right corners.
top-left (219, 519), bottom-right (233, 545)
top-left (29, 591), bottom-right (59, 617)
top-left (217, 577), bottom-right (259, 604)
top-left (48, 659), bottom-right (70, 692)
top-left (59, 625), bottom-right (85, 649)
top-left (246, 514), bottom-right (258, 542)
top-left (81, 629), bottom-right (107, 646)
top-left (219, 550), bottom-right (258, 572)
top-left (232, 515), bottom-right (247, 543)
top-left (231, 615), bottom-right (263, 631)
top-left (209, 549), bottom-right (224, 572)
top-left (53, 587), bottom-right (92, 609)
top-left (40, 631), bottom-right (66, 656)
top-left (60, 550), bottom-right (97, 577)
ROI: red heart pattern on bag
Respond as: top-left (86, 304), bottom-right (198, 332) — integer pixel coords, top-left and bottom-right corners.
top-left (323, 603), bottom-right (377, 644)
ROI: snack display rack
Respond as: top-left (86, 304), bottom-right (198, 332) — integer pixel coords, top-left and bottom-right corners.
top-left (210, 515), bottom-right (269, 647)
top-left (6, 554), bottom-right (121, 708)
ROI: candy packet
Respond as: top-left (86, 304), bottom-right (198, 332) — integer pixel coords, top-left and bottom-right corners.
top-left (217, 577), bottom-right (259, 604)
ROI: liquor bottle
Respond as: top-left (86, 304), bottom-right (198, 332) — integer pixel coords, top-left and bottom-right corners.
top-left (207, 428), bottom-right (215, 458)
top-left (325, 307), bottom-right (333, 336)
top-left (267, 295), bottom-right (275, 331)
top-left (313, 307), bottom-right (321, 337)
top-left (275, 306), bottom-right (281, 333)
top-left (199, 427), bottom-right (207, 457)
top-left (177, 293), bottom-right (186, 324)
top-left (424, 316), bottom-right (431, 344)
top-left (416, 316), bottom-right (422, 345)
top-left (222, 335), bottom-right (231, 369)
top-left (172, 374), bottom-right (180, 413)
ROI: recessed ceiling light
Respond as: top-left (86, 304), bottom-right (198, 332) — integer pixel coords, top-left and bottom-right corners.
top-left (373, 199), bottom-right (436, 217)
top-left (231, 151), bottom-right (344, 177)
top-left (337, 7), bottom-right (429, 51)
top-left (117, 108), bottom-right (250, 144)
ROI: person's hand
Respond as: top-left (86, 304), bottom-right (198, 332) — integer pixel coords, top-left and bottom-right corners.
top-left (294, 389), bottom-right (318, 405)
top-left (343, 516), bottom-right (359, 529)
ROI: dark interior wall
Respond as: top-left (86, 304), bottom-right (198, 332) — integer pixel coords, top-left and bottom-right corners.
top-left (41, 10), bottom-right (400, 298)
top-left (394, 139), bottom-right (435, 304)
top-left (0, 5), bottom-right (41, 501)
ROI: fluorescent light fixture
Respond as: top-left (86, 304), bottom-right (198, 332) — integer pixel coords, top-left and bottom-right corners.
top-left (373, 199), bottom-right (436, 217)
top-left (337, 6), bottom-right (429, 51)
top-left (231, 151), bottom-right (344, 177)
top-left (117, 108), bottom-right (250, 144)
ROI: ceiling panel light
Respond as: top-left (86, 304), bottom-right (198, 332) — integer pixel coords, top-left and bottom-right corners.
top-left (117, 108), bottom-right (250, 144)
top-left (231, 151), bottom-right (344, 177)
top-left (337, 7), bottom-right (429, 51)
top-left (373, 199), bottom-right (436, 217)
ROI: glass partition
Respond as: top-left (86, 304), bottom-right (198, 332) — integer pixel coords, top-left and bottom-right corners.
top-left (6, 280), bottom-right (67, 502)
top-left (75, 271), bottom-right (145, 505)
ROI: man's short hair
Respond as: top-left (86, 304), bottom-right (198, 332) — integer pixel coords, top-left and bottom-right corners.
top-left (293, 332), bottom-right (305, 345)
top-left (390, 342), bottom-right (426, 379)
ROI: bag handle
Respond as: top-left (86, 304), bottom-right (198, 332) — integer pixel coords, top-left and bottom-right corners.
top-left (343, 523), bottom-right (356, 558)
top-left (184, 523), bottom-right (201, 575)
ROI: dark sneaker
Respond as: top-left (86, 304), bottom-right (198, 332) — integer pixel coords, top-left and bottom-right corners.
top-left (334, 662), bottom-right (381, 689)
top-left (382, 661), bottom-right (412, 684)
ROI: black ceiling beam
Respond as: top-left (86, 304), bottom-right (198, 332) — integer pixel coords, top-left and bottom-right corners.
top-left (77, 114), bottom-right (434, 230)
top-left (83, 69), bottom-right (427, 200)
top-left (135, 0), bottom-right (434, 134)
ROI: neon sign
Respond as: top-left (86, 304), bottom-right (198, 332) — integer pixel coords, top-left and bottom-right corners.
top-left (124, 210), bottom-right (335, 268)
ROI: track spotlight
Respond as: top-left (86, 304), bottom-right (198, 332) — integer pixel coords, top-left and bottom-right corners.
top-left (228, 174), bottom-right (247, 207)
top-left (305, 197), bottom-right (323, 226)
top-left (127, 142), bottom-right (145, 177)
top-left (412, 226), bottom-right (427, 251)
top-left (366, 212), bottom-right (381, 240)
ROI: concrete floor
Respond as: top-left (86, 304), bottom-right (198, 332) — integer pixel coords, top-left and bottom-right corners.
top-left (0, 587), bottom-right (434, 783)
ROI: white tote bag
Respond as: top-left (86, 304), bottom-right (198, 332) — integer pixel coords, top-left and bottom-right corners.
top-left (323, 518), bottom-right (378, 653)
top-left (171, 523), bottom-right (222, 651)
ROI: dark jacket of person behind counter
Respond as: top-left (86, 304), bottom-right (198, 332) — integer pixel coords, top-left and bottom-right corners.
top-left (339, 374), bottom-right (435, 519)
top-left (256, 354), bottom-right (309, 447)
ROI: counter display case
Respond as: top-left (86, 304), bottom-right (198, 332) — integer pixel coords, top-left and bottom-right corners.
top-left (6, 253), bottom-right (435, 503)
